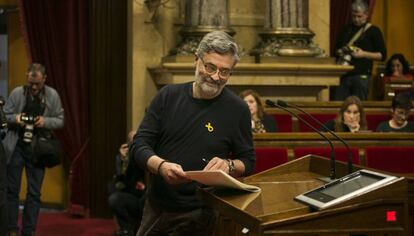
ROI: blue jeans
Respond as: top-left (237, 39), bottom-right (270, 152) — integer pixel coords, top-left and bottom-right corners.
top-left (335, 74), bottom-right (370, 101)
top-left (7, 143), bottom-right (45, 235)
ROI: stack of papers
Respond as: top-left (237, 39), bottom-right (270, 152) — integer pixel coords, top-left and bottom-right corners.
top-left (186, 170), bottom-right (261, 193)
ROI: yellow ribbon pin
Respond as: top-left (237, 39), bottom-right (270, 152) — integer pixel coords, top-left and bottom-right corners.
top-left (205, 122), bottom-right (214, 132)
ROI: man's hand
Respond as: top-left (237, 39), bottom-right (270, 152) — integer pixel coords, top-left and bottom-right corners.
top-left (16, 114), bottom-right (24, 126)
top-left (203, 157), bottom-right (230, 174)
top-left (351, 47), bottom-right (365, 58)
top-left (34, 116), bottom-right (45, 127)
top-left (158, 162), bottom-right (190, 185)
top-left (344, 121), bottom-right (360, 133)
top-left (352, 47), bottom-right (383, 61)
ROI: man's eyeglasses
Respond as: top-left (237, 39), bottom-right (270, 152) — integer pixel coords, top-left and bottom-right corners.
top-left (199, 57), bottom-right (232, 79)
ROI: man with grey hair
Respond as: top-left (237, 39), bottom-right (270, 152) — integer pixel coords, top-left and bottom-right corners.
top-left (334, 0), bottom-right (386, 100)
top-left (132, 31), bottom-right (255, 235)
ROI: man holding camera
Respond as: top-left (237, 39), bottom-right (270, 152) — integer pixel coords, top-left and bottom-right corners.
top-left (2, 63), bottom-right (64, 236)
top-left (334, 0), bottom-right (386, 101)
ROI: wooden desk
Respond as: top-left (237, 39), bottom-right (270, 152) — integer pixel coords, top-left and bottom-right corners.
top-left (201, 156), bottom-right (411, 236)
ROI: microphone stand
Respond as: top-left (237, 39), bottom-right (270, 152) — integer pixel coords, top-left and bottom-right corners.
top-left (266, 100), bottom-right (337, 181)
top-left (277, 100), bottom-right (353, 174)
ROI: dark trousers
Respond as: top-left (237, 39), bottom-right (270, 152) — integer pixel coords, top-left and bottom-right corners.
top-left (108, 191), bottom-right (144, 233)
top-left (137, 200), bottom-right (218, 236)
top-left (0, 192), bottom-right (6, 236)
top-left (0, 143), bottom-right (7, 236)
top-left (7, 144), bottom-right (45, 235)
top-left (335, 74), bottom-right (370, 101)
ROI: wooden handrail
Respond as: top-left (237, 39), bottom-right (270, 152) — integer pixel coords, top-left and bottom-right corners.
top-left (254, 132), bottom-right (414, 148)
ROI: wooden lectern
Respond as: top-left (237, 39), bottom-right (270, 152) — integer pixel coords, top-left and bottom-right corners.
top-left (198, 155), bottom-right (413, 236)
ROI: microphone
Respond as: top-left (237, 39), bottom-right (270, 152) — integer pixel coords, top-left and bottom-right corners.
top-left (266, 99), bottom-right (337, 181)
top-left (0, 96), bottom-right (7, 128)
top-left (276, 99), bottom-right (353, 174)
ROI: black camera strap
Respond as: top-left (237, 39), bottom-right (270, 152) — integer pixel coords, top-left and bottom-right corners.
top-left (22, 85), bottom-right (46, 117)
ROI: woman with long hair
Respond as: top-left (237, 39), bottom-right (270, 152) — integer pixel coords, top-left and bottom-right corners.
top-left (239, 89), bottom-right (277, 133)
top-left (322, 96), bottom-right (367, 132)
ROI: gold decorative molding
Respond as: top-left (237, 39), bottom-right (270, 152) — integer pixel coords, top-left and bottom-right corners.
top-left (148, 62), bottom-right (353, 101)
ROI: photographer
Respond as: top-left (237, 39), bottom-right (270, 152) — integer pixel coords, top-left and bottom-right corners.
top-left (2, 63), bottom-right (64, 236)
top-left (334, 0), bottom-right (386, 101)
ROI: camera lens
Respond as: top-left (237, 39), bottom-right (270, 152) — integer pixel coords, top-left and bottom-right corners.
top-left (23, 124), bottom-right (34, 143)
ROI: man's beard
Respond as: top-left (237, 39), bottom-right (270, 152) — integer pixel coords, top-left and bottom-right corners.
top-left (194, 68), bottom-right (225, 98)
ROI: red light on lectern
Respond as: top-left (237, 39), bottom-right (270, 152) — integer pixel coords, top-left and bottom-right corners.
top-left (386, 211), bottom-right (397, 222)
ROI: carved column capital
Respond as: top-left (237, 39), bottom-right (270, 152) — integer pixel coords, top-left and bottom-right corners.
top-left (251, 0), bottom-right (325, 58)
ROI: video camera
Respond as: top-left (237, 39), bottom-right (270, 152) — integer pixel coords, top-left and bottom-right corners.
top-left (336, 45), bottom-right (356, 66)
top-left (21, 114), bottom-right (37, 143)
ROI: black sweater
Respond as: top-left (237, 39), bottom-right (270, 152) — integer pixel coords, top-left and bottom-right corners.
top-left (335, 23), bottom-right (386, 76)
top-left (132, 82), bottom-right (255, 212)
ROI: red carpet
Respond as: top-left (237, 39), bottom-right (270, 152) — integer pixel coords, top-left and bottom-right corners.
top-left (36, 212), bottom-right (116, 236)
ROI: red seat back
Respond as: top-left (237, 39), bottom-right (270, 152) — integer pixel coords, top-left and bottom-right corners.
top-left (293, 147), bottom-right (360, 164)
top-left (297, 113), bottom-right (336, 132)
top-left (365, 146), bottom-right (414, 173)
top-left (270, 114), bottom-right (292, 132)
top-left (366, 114), bottom-right (391, 131)
top-left (254, 147), bottom-right (289, 173)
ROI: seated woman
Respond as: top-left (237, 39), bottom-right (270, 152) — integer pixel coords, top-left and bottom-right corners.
top-left (321, 96), bottom-right (367, 133)
top-left (384, 53), bottom-right (412, 81)
top-left (377, 93), bottom-right (414, 132)
top-left (239, 89), bottom-right (277, 133)
top-left (381, 54), bottom-right (413, 98)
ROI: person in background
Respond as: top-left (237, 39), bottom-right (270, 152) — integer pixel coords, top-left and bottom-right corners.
top-left (322, 96), bottom-right (367, 133)
top-left (108, 130), bottom-right (145, 236)
top-left (0, 132), bottom-right (6, 236)
top-left (239, 89), bottom-right (277, 133)
top-left (379, 53), bottom-right (413, 99)
top-left (131, 31), bottom-right (255, 236)
top-left (384, 53), bottom-right (411, 79)
top-left (334, 0), bottom-right (386, 100)
top-left (0, 94), bottom-right (7, 236)
top-left (2, 63), bottom-right (64, 236)
top-left (377, 93), bottom-right (414, 132)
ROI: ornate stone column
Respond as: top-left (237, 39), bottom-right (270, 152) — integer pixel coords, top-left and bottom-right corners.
top-left (252, 0), bottom-right (324, 57)
top-left (170, 0), bottom-right (234, 55)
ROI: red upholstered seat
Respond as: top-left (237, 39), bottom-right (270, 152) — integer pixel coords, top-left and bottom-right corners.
top-left (297, 113), bottom-right (336, 132)
top-left (270, 114), bottom-right (292, 132)
top-left (366, 114), bottom-right (391, 131)
top-left (293, 147), bottom-right (360, 164)
top-left (365, 147), bottom-right (414, 173)
top-left (254, 147), bottom-right (289, 173)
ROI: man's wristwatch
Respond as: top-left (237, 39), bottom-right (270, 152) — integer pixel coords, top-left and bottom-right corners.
top-left (226, 159), bottom-right (235, 174)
